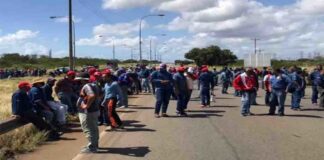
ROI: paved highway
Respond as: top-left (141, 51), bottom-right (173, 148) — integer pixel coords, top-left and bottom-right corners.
top-left (20, 87), bottom-right (324, 160)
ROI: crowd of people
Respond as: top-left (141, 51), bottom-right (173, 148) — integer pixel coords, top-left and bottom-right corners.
top-left (0, 68), bottom-right (47, 79)
top-left (9, 63), bottom-right (324, 153)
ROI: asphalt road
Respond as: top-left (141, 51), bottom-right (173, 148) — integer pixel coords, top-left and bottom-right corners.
top-left (19, 86), bottom-right (324, 160)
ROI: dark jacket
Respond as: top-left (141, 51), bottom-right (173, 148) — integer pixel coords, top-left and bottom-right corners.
top-left (12, 89), bottom-right (34, 115)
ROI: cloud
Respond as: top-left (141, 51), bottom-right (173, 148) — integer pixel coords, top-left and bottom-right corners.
top-left (77, 35), bottom-right (139, 48)
top-left (102, 0), bottom-right (167, 9)
top-left (22, 43), bottom-right (49, 55)
top-left (296, 0), bottom-right (324, 15)
top-left (157, 0), bottom-right (215, 12)
top-left (0, 30), bottom-right (51, 56)
top-left (93, 20), bottom-right (146, 37)
top-left (0, 30), bottom-right (38, 45)
top-left (52, 16), bottom-right (82, 23)
top-left (99, 0), bottom-right (324, 60)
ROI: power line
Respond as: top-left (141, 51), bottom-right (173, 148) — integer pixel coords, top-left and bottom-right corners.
top-left (77, 0), bottom-right (112, 23)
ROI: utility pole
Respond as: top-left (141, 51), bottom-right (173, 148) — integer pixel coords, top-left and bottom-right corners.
top-left (149, 39), bottom-right (152, 61)
top-left (154, 44), bottom-right (157, 61)
top-left (48, 49), bottom-right (52, 58)
top-left (68, 0), bottom-right (74, 70)
top-left (112, 40), bottom-right (115, 59)
top-left (251, 38), bottom-right (260, 55)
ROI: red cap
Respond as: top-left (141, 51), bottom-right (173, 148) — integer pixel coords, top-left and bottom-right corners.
top-left (18, 81), bottom-right (31, 90)
top-left (67, 71), bottom-right (76, 76)
top-left (88, 68), bottom-right (96, 75)
top-left (177, 67), bottom-right (185, 72)
top-left (201, 67), bottom-right (209, 72)
top-left (102, 69), bottom-right (111, 75)
top-left (94, 71), bottom-right (102, 76)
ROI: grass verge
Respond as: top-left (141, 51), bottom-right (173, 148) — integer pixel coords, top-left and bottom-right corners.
top-left (0, 125), bottom-right (48, 160)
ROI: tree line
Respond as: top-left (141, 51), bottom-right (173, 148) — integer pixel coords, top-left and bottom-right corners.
top-left (184, 45), bottom-right (238, 66)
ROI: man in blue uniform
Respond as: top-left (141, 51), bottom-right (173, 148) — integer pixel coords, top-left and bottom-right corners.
top-left (288, 67), bottom-right (304, 110)
top-left (12, 81), bottom-right (60, 140)
top-left (29, 79), bottom-right (55, 126)
top-left (199, 67), bottom-right (214, 107)
top-left (269, 69), bottom-right (291, 116)
top-left (309, 65), bottom-right (322, 105)
top-left (173, 66), bottom-right (189, 116)
top-left (151, 64), bottom-right (173, 118)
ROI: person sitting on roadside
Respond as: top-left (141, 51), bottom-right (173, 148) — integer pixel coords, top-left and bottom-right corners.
top-left (12, 81), bottom-right (60, 140)
top-left (29, 78), bottom-right (55, 126)
top-left (43, 77), bottom-right (68, 127)
top-left (55, 71), bottom-right (79, 115)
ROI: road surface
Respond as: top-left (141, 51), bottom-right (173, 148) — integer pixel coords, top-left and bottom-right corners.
top-left (19, 87), bottom-right (324, 160)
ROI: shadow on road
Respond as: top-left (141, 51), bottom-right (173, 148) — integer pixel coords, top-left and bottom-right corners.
top-left (62, 128), bottom-right (83, 133)
top-left (209, 105), bottom-right (239, 108)
top-left (215, 97), bottom-right (235, 99)
top-left (301, 108), bottom-right (324, 111)
top-left (167, 113), bottom-right (223, 118)
top-left (129, 106), bottom-right (155, 110)
top-left (58, 137), bottom-right (77, 141)
top-left (254, 113), bottom-right (322, 118)
top-left (97, 146), bottom-right (150, 157)
top-left (284, 114), bottom-right (322, 118)
top-left (187, 110), bottom-right (225, 113)
top-left (116, 120), bottom-right (156, 132)
top-left (117, 110), bottom-right (138, 113)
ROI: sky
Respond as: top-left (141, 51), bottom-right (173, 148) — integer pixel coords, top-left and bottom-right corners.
top-left (0, 0), bottom-right (324, 62)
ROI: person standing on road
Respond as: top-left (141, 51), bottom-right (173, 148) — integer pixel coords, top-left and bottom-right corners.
top-left (250, 68), bottom-right (259, 105)
top-left (139, 65), bottom-right (151, 93)
top-left (117, 69), bottom-right (131, 108)
top-left (173, 66), bottom-right (189, 116)
top-left (102, 69), bottom-right (124, 130)
top-left (316, 69), bottom-right (324, 108)
top-left (184, 67), bottom-right (197, 111)
top-left (199, 67), bottom-right (214, 107)
top-left (151, 64), bottom-right (173, 118)
top-left (233, 68), bottom-right (257, 116)
top-left (309, 65), bottom-right (322, 106)
top-left (220, 67), bottom-right (232, 94)
top-left (263, 69), bottom-right (272, 105)
top-left (288, 67), bottom-right (304, 110)
top-left (268, 69), bottom-right (291, 116)
top-left (76, 72), bottom-right (100, 153)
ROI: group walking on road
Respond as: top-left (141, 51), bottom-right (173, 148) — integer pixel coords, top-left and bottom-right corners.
top-left (10, 63), bottom-right (324, 153)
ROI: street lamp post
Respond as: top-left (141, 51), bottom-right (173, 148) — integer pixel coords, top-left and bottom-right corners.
top-left (98, 35), bottom-right (115, 60)
top-left (50, 16), bottom-right (76, 70)
top-left (122, 44), bottom-right (135, 60)
top-left (139, 14), bottom-right (165, 63)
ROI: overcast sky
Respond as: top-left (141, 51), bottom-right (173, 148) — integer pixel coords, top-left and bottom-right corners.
top-left (0, 0), bottom-right (323, 62)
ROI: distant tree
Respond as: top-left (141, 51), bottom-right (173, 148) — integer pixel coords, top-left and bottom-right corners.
top-left (184, 45), bottom-right (237, 66)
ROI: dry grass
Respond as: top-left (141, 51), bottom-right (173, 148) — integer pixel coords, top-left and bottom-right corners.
top-left (0, 125), bottom-right (48, 160)
top-left (0, 77), bottom-right (49, 120)
top-left (0, 77), bottom-right (49, 160)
